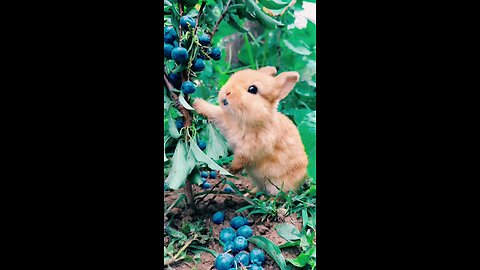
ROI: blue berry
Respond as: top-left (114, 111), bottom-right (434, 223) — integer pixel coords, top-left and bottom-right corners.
top-left (191, 58), bottom-right (205, 72)
top-left (237, 225), bottom-right (253, 238)
top-left (180, 16), bottom-right (196, 30)
top-left (250, 249), bottom-right (265, 266)
top-left (198, 34), bottom-right (211, 46)
top-left (212, 211), bottom-right (225, 224)
top-left (200, 171), bottom-right (209, 178)
top-left (181, 81), bottom-right (196, 94)
top-left (234, 251), bottom-right (250, 266)
top-left (164, 43), bottom-right (174, 59)
top-left (198, 139), bottom-right (207, 150)
top-left (171, 47), bottom-right (189, 63)
top-left (210, 171), bottom-right (217, 179)
top-left (230, 216), bottom-right (247, 229)
top-left (220, 227), bottom-right (237, 243)
top-left (224, 187), bottom-right (233, 193)
top-left (233, 236), bottom-right (248, 251)
top-left (164, 26), bottom-right (177, 44)
top-left (215, 253), bottom-right (234, 270)
top-left (175, 119), bottom-right (184, 129)
top-left (209, 47), bottom-right (222, 61)
top-left (202, 182), bottom-right (211, 189)
top-left (167, 73), bottom-right (181, 89)
top-left (223, 240), bottom-right (236, 253)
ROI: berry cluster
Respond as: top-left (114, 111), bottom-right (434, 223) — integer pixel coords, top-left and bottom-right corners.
top-left (212, 213), bottom-right (265, 270)
top-left (164, 15), bottom-right (222, 95)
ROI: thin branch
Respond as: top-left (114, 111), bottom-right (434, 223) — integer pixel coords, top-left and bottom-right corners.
top-left (210, 0), bottom-right (233, 40)
top-left (193, 1), bottom-right (207, 36)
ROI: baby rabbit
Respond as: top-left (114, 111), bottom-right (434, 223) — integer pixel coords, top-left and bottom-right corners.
top-left (193, 66), bottom-right (308, 195)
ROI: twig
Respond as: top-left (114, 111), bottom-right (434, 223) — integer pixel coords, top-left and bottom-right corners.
top-left (209, 0), bottom-right (233, 39)
top-left (193, 1), bottom-right (207, 36)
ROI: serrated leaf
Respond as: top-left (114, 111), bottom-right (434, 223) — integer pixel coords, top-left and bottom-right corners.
top-left (283, 40), bottom-right (311, 55)
top-left (179, 92), bottom-right (195, 110)
top-left (168, 112), bottom-right (181, 139)
top-left (205, 123), bottom-right (228, 160)
top-left (298, 111), bottom-right (316, 183)
top-left (190, 140), bottom-right (232, 176)
top-left (165, 141), bottom-right (188, 189)
top-left (248, 236), bottom-right (287, 270)
top-left (274, 223), bottom-right (301, 241)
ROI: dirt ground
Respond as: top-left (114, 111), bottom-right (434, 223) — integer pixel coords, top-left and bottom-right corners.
top-left (164, 175), bottom-right (305, 270)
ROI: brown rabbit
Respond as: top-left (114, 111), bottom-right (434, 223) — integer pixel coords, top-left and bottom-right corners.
top-left (192, 66), bottom-right (308, 195)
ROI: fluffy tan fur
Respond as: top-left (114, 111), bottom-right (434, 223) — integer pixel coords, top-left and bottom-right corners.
top-left (193, 66), bottom-right (308, 195)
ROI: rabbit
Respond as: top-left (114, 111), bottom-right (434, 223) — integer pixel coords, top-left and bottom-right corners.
top-left (192, 66), bottom-right (308, 195)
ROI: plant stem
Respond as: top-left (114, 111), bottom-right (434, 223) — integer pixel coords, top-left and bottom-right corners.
top-left (210, 0), bottom-right (233, 39)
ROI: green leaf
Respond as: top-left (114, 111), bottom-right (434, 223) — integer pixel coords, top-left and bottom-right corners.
top-left (179, 92), bottom-right (195, 110)
top-left (168, 112), bottom-right (181, 139)
top-left (258, 0), bottom-right (290, 10)
top-left (274, 223), bottom-right (301, 241)
top-left (298, 111), bottom-right (316, 183)
top-left (301, 209), bottom-right (308, 231)
top-left (188, 168), bottom-right (204, 185)
top-left (205, 123), bottom-right (228, 160)
top-left (278, 240), bottom-right (301, 249)
top-left (283, 40), bottom-right (312, 55)
top-left (226, 13), bottom-right (248, 33)
top-left (165, 226), bottom-right (187, 241)
top-left (185, 146), bottom-right (197, 176)
top-left (286, 250), bottom-right (313, 268)
top-left (190, 140), bottom-right (232, 176)
top-left (165, 141), bottom-right (188, 189)
top-left (248, 236), bottom-right (287, 270)
top-left (164, 136), bottom-right (171, 162)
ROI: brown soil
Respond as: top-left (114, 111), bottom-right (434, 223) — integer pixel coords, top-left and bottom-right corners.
top-left (164, 175), bottom-right (305, 270)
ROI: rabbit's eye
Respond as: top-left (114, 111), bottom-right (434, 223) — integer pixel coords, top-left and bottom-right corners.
top-left (247, 85), bottom-right (257, 94)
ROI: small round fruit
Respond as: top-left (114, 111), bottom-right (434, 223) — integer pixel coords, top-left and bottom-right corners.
top-left (164, 26), bottom-right (177, 44)
top-left (181, 81), bottom-right (196, 94)
top-left (209, 47), bottom-right (222, 61)
top-left (192, 58), bottom-right (205, 72)
top-left (233, 236), bottom-right (248, 251)
top-left (201, 177), bottom-right (207, 183)
top-left (175, 119), bottom-right (184, 129)
top-left (167, 73), bottom-right (181, 89)
top-left (198, 139), bottom-right (207, 150)
top-left (223, 240), bottom-right (236, 253)
top-left (202, 182), bottom-right (211, 189)
top-left (220, 227), bottom-right (237, 243)
top-left (164, 43), bottom-right (174, 59)
top-left (215, 253), bottom-right (234, 270)
top-left (224, 187), bottom-right (233, 193)
top-left (180, 15), bottom-right (196, 30)
top-left (173, 40), bottom-right (178, 47)
top-left (237, 225), bottom-right (253, 238)
top-left (212, 211), bottom-right (225, 224)
top-left (200, 171), bottom-right (209, 178)
top-left (210, 171), bottom-right (217, 179)
top-left (250, 249), bottom-right (265, 265)
top-left (230, 216), bottom-right (247, 229)
top-left (234, 251), bottom-right (250, 266)
top-left (199, 34), bottom-right (211, 46)
top-left (171, 47), bottom-right (189, 63)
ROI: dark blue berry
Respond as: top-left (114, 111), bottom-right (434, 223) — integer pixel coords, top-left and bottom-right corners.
top-left (191, 58), bottom-right (205, 72)
top-left (164, 26), bottom-right (177, 44)
top-left (175, 119), bottom-right (184, 130)
top-left (171, 47), bottom-right (189, 63)
top-left (210, 171), bottom-right (217, 179)
top-left (209, 47), bottom-right (222, 61)
top-left (181, 81), bottom-right (196, 94)
top-left (198, 34), bottom-right (211, 46)
top-left (180, 16), bottom-right (196, 30)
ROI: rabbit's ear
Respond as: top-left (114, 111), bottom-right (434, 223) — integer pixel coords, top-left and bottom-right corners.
top-left (258, 66), bottom-right (277, 76)
top-left (274, 71), bottom-right (300, 100)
